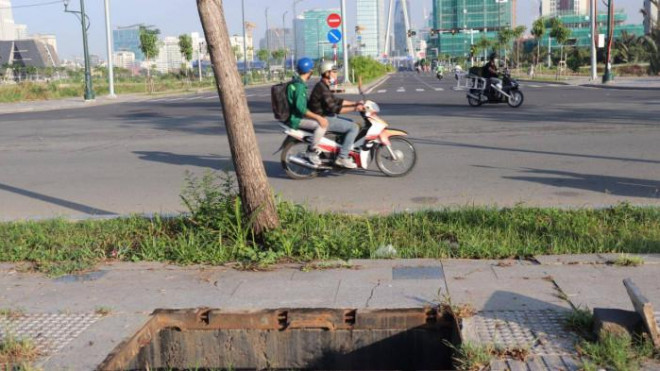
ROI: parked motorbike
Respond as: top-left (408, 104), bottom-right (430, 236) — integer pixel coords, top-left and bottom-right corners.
top-left (278, 101), bottom-right (417, 179)
top-left (466, 68), bottom-right (524, 108)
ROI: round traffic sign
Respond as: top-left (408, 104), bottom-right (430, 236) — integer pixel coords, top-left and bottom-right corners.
top-left (327, 13), bottom-right (342, 28)
top-left (327, 29), bottom-right (342, 43)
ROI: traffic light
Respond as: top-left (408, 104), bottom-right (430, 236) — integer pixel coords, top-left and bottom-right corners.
top-left (470, 44), bottom-right (476, 57)
top-left (407, 29), bottom-right (417, 38)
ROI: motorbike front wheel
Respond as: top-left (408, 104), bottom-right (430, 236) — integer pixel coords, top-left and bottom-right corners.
top-left (507, 90), bottom-right (524, 108)
top-left (376, 137), bottom-right (417, 177)
top-left (436, 73), bottom-right (444, 80)
top-left (281, 140), bottom-right (318, 179)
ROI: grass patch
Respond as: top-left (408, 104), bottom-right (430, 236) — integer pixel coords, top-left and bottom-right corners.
top-left (610, 254), bottom-right (645, 267)
top-left (0, 308), bottom-right (25, 319)
top-left (1, 171), bottom-right (659, 276)
top-left (578, 332), bottom-right (658, 371)
top-left (446, 341), bottom-right (530, 371)
top-left (0, 333), bottom-right (41, 367)
top-left (94, 306), bottom-right (112, 316)
top-left (564, 306), bottom-right (594, 339)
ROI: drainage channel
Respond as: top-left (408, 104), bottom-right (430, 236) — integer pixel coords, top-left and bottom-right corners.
top-left (99, 307), bottom-right (460, 370)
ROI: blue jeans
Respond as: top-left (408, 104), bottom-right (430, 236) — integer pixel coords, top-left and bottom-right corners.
top-left (327, 116), bottom-right (359, 159)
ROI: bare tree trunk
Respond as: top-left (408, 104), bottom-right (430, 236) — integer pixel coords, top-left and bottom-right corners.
top-left (197, 0), bottom-right (280, 235)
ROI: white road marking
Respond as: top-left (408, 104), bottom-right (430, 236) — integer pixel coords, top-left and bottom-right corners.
top-left (377, 89), bottom-right (387, 93)
top-left (365, 75), bottom-right (392, 94)
top-left (203, 95), bottom-right (218, 100)
top-left (167, 98), bottom-right (186, 102)
top-left (416, 88), bottom-right (425, 92)
top-left (435, 88), bottom-right (444, 91)
top-left (396, 87), bottom-right (406, 92)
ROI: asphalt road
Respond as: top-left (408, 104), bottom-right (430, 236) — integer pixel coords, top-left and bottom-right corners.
top-left (1, 72), bottom-right (659, 220)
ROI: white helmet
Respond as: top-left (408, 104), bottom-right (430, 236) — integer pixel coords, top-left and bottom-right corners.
top-left (319, 61), bottom-right (337, 75)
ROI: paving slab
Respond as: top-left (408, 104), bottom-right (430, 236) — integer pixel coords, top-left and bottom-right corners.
top-left (551, 265), bottom-right (660, 311)
top-left (443, 260), bottom-right (571, 311)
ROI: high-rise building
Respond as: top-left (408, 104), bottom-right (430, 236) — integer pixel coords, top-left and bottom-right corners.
top-left (356, 0), bottom-right (386, 58)
top-left (541, 0), bottom-right (589, 17)
top-left (0, 0), bottom-right (16, 40)
top-left (295, 9), bottom-right (344, 61)
top-left (393, 0), bottom-right (411, 57)
top-left (644, 0), bottom-right (659, 35)
top-left (429, 0), bottom-right (515, 57)
top-left (113, 51), bottom-right (135, 69)
top-left (153, 36), bottom-right (185, 73)
top-left (229, 34), bottom-right (254, 62)
top-left (113, 25), bottom-right (145, 62)
top-left (259, 28), bottom-right (293, 52)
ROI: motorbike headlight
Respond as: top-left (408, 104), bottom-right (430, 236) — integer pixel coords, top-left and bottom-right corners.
top-left (364, 101), bottom-right (380, 113)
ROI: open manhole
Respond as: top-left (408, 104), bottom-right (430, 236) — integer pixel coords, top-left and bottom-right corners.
top-left (99, 307), bottom-right (460, 370)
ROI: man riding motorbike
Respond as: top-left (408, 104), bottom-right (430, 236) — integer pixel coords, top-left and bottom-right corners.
top-left (307, 61), bottom-right (363, 169)
top-left (286, 57), bottom-right (329, 166)
top-left (481, 53), bottom-right (502, 95)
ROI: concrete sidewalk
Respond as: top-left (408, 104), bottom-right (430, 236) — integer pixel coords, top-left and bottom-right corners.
top-left (1, 255), bottom-right (659, 370)
top-left (522, 75), bottom-right (660, 90)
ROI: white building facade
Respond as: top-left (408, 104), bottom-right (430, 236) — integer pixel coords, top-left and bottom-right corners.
top-left (541, 0), bottom-right (589, 17)
top-left (113, 51), bottom-right (135, 69)
top-left (0, 0), bottom-right (15, 40)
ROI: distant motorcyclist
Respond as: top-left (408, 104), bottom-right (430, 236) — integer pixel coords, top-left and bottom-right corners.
top-left (435, 63), bottom-right (445, 80)
top-left (482, 53), bottom-right (502, 92)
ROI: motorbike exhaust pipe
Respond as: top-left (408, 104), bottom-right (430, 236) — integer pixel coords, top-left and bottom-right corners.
top-left (288, 156), bottom-right (319, 169)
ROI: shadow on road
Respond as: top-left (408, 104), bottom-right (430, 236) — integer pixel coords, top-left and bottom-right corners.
top-left (411, 138), bottom-right (660, 165)
top-left (0, 182), bottom-right (116, 216)
top-left (503, 168), bottom-right (660, 199)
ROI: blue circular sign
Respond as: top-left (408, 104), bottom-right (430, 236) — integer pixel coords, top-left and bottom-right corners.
top-left (327, 29), bottom-right (342, 44)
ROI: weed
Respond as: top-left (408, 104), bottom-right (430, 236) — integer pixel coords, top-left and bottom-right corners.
top-left (564, 306), bottom-right (594, 339)
top-left (577, 332), bottom-right (658, 371)
top-left (0, 308), bottom-right (25, 319)
top-left (94, 307), bottom-right (112, 316)
top-left (300, 261), bottom-right (356, 272)
top-left (610, 254), bottom-right (645, 267)
top-left (445, 340), bottom-right (492, 371)
top-left (0, 333), bottom-right (41, 366)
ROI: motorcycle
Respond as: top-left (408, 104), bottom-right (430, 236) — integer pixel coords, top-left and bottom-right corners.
top-left (278, 100), bottom-right (417, 179)
top-left (466, 68), bottom-right (524, 108)
top-left (436, 71), bottom-right (444, 80)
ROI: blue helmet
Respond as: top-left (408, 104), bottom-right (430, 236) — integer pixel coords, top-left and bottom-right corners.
top-left (296, 57), bottom-right (314, 74)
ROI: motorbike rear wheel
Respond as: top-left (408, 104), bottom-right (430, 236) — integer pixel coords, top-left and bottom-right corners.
top-left (507, 90), bottom-right (524, 108)
top-left (281, 140), bottom-right (319, 179)
top-left (376, 137), bottom-right (417, 177)
top-left (467, 94), bottom-right (482, 107)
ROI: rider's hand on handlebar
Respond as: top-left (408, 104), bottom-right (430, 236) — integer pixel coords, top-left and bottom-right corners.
top-left (355, 102), bottom-right (365, 112)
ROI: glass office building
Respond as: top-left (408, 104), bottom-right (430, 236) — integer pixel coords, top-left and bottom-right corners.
top-left (296, 9), bottom-right (344, 61)
top-left (356, 0), bottom-right (386, 58)
top-left (113, 25), bottom-right (145, 62)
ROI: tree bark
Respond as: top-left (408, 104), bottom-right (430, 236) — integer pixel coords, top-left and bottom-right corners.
top-left (197, 0), bottom-right (280, 234)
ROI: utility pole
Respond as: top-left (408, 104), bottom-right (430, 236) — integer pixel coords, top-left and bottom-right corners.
top-left (242, 0), bottom-right (249, 85)
top-left (590, 0), bottom-right (597, 80)
top-left (283, 11), bottom-right (288, 78)
top-left (64, 0), bottom-right (95, 101)
top-left (547, 36), bottom-right (552, 68)
top-left (293, 0), bottom-right (304, 64)
top-left (198, 41), bottom-right (203, 82)
top-left (603, 0), bottom-right (614, 83)
top-left (103, 0), bottom-right (115, 98)
top-left (266, 7), bottom-right (271, 80)
top-left (340, 0), bottom-right (350, 83)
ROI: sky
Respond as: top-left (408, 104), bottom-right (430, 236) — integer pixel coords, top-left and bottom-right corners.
top-left (11, 0), bottom-right (646, 60)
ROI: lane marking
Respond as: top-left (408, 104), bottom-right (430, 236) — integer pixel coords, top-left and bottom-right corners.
top-left (365, 74), bottom-right (392, 94)
top-left (416, 88), bottom-right (425, 92)
top-left (435, 88), bottom-right (444, 91)
top-left (377, 89), bottom-right (387, 93)
top-left (396, 87), bottom-right (406, 92)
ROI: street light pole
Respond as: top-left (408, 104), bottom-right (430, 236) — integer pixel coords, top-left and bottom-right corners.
top-left (340, 0), bottom-right (350, 83)
top-left (293, 0), bottom-right (304, 64)
top-left (603, 0), bottom-right (614, 83)
top-left (590, 0), bottom-right (597, 80)
top-left (265, 7), bottom-right (271, 80)
top-left (64, 0), bottom-right (95, 101)
top-left (283, 11), bottom-right (288, 78)
top-left (198, 41), bottom-right (203, 82)
top-left (103, 0), bottom-right (115, 98)
top-left (242, 0), bottom-right (249, 85)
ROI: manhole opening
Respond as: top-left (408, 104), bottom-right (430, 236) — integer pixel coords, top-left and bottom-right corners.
top-left (99, 307), bottom-right (461, 370)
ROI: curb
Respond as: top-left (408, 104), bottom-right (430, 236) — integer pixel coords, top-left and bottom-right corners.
top-left (579, 83), bottom-right (660, 91)
top-left (518, 79), bottom-right (573, 86)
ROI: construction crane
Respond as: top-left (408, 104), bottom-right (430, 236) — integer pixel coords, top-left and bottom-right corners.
top-left (245, 21), bottom-right (257, 38)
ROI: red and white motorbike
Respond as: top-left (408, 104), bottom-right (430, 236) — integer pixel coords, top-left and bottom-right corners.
top-left (279, 100), bottom-right (417, 179)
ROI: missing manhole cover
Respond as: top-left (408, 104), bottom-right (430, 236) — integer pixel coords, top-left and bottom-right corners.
top-left (99, 307), bottom-right (460, 370)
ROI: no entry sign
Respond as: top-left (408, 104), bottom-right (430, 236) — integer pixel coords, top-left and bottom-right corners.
top-left (327, 13), bottom-right (342, 28)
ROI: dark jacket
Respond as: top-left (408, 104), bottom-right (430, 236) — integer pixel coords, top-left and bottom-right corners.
top-left (308, 80), bottom-right (344, 116)
top-left (482, 61), bottom-right (498, 79)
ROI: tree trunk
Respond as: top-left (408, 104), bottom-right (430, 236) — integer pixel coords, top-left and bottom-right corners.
top-left (197, 0), bottom-right (280, 235)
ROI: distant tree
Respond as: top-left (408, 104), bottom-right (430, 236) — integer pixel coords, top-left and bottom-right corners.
top-left (549, 18), bottom-right (571, 63)
top-left (178, 34), bottom-right (193, 65)
top-left (531, 17), bottom-right (546, 67)
top-left (512, 25), bottom-right (527, 67)
top-left (496, 27), bottom-right (515, 66)
top-left (474, 37), bottom-right (493, 62)
top-left (271, 49), bottom-right (286, 64)
top-left (232, 45), bottom-right (243, 61)
top-left (256, 49), bottom-right (269, 63)
top-left (139, 26), bottom-right (160, 92)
